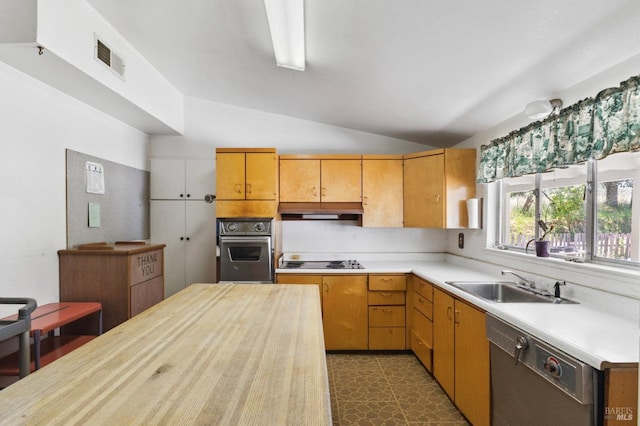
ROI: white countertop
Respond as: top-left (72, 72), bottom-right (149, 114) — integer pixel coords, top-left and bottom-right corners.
top-left (276, 257), bottom-right (639, 369)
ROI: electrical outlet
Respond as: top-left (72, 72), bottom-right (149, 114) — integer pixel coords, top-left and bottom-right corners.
top-left (458, 232), bottom-right (464, 249)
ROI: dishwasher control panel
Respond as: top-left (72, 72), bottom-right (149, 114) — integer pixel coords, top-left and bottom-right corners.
top-left (535, 345), bottom-right (576, 391)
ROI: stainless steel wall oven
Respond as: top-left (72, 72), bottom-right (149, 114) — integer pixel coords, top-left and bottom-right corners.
top-left (218, 218), bottom-right (273, 283)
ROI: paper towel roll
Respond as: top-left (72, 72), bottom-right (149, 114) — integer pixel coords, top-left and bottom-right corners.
top-left (467, 198), bottom-right (480, 229)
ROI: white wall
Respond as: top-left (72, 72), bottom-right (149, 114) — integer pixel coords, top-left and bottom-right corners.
top-left (281, 221), bottom-right (446, 254)
top-left (150, 96), bottom-right (430, 158)
top-left (37, 0), bottom-right (184, 133)
top-left (0, 61), bottom-right (148, 312)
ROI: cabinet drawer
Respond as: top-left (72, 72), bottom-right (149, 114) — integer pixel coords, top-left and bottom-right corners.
top-left (368, 291), bottom-right (405, 305)
top-left (129, 249), bottom-right (163, 285)
top-left (413, 292), bottom-right (433, 320)
top-left (369, 275), bottom-right (407, 291)
top-left (369, 306), bottom-right (405, 327)
top-left (412, 308), bottom-right (432, 346)
top-left (414, 278), bottom-right (433, 301)
top-left (369, 327), bottom-right (405, 350)
top-left (411, 329), bottom-right (432, 372)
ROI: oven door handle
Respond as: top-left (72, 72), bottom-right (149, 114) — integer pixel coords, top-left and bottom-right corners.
top-left (219, 236), bottom-right (272, 244)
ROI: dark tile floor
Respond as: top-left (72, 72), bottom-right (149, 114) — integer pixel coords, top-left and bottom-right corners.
top-left (326, 352), bottom-right (469, 426)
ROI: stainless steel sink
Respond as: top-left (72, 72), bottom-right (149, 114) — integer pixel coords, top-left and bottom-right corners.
top-left (444, 281), bottom-right (577, 304)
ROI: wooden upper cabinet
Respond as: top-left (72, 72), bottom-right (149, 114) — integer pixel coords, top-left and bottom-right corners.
top-left (245, 153), bottom-right (277, 199)
top-left (320, 159), bottom-right (362, 202)
top-left (423, 154), bottom-right (445, 228)
top-left (279, 156), bottom-right (362, 203)
top-left (216, 153), bottom-right (246, 200)
top-left (216, 149), bottom-right (277, 201)
top-left (403, 148), bottom-right (476, 229)
top-left (403, 155), bottom-right (430, 228)
top-left (279, 159), bottom-right (321, 202)
top-left (362, 156), bottom-right (403, 227)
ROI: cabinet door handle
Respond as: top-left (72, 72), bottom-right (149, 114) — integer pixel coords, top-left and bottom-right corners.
top-left (381, 278), bottom-right (392, 282)
top-left (436, 194), bottom-right (441, 203)
top-left (324, 283), bottom-right (328, 293)
top-left (180, 193), bottom-right (184, 198)
top-left (418, 297), bottom-right (425, 304)
top-left (446, 306), bottom-right (453, 320)
top-left (312, 187), bottom-right (317, 196)
top-left (246, 183), bottom-right (252, 194)
top-left (321, 187), bottom-right (327, 197)
top-left (363, 196), bottom-right (368, 206)
top-left (381, 292), bottom-right (392, 297)
top-left (454, 310), bottom-right (460, 324)
top-left (235, 184), bottom-right (242, 193)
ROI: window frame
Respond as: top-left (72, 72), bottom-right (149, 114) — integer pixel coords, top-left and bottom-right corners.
top-left (494, 158), bottom-right (639, 268)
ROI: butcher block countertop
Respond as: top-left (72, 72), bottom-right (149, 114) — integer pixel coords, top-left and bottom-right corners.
top-left (0, 284), bottom-right (331, 425)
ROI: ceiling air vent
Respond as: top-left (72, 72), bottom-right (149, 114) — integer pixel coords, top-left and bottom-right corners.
top-left (95, 36), bottom-right (125, 79)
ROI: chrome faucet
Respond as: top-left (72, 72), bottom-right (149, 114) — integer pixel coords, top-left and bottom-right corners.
top-left (501, 270), bottom-right (536, 289)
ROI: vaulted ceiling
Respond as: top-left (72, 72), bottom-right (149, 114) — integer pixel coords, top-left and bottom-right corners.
top-left (88, 0), bottom-right (640, 147)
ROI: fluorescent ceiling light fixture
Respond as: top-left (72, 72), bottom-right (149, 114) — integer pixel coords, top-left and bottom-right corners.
top-left (264, 0), bottom-right (305, 71)
top-left (524, 98), bottom-right (563, 120)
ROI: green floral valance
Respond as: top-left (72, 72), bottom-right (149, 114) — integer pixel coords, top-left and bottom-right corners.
top-left (478, 75), bottom-right (640, 183)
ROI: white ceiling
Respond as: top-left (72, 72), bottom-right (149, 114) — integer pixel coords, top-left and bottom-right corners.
top-left (87, 0), bottom-right (640, 147)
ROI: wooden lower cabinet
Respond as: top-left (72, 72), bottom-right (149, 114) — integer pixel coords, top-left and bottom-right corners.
top-left (368, 274), bottom-right (406, 350)
top-left (604, 367), bottom-right (638, 425)
top-left (368, 306), bottom-right (405, 349)
top-left (411, 308), bottom-right (433, 371)
top-left (323, 275), bottom-right (368, 350)
top-left (278, 273), bottom-right (409, 350)
top-left (275, 274), bottom-right (323, 305)
top-left (277, 274), bottom-right (368, 350)
top-left (408, 275), bottom-right (434, 370)
top-left (433, 287), bottom-right (490, 426)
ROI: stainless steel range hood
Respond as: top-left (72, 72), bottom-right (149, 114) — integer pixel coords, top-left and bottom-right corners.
top-left (278, 202), bottom-right (364, 220)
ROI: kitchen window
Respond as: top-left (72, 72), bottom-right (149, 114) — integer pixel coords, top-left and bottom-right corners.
top-left (497, 150), bottom-right (640, 266)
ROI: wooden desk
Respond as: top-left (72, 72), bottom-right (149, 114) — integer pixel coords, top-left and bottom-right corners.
top-left (59, 242), bottom-right (165, 332)
top-left (0, 302), bottom-right (102, 374)
top-left (0, 284), bottom-right (331, 425)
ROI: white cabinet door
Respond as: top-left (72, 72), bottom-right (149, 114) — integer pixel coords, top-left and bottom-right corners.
top-left (150, 200), bottom-right (187, 297)
top-left (150, 159), bottom-right (186, 200)
top-left (185, 159), bottom-right (216, 201)
top-left (150, 200), bottom-right (217, 297)
top-left (150, 158), bottom-right (215, 201)
top-left (185, 201), bottom-right (217, 285)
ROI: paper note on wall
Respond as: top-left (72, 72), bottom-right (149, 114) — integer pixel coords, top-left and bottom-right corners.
top-left (86, 161), bottom-right (105, 194)
top-left (88, 202), bottom-right (101, 228)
